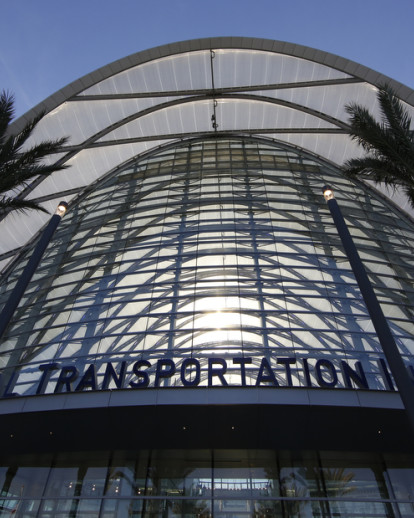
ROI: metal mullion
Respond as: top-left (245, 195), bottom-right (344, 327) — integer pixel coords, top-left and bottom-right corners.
top-left (164, 148), bottom-right (192, 364)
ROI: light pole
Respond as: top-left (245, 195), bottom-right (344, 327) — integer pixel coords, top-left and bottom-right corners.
top-left (322, 185), bottom-right (414, 431)
top-left (0, 201), bottom-right (68, 342)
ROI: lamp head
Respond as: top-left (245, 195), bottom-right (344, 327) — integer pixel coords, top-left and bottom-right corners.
top-left (55, 201), bottom-right (68, 217)
top-left (322, 185), bottom-right (335, 201)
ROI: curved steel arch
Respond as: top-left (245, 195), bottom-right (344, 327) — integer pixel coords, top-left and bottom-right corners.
top-left (10, 36), bottom-right (414, 134)
top-left (60, 93), bottom-right (348, 157)
top-left (2, 37), bottom-right (414, 276)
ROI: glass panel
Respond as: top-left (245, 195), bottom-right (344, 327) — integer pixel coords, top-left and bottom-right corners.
top-left (38, 498), bottom-right (100, 517)
top-left (105, 450), bottom-right (150, 497)
top-left (0, 450), bottom-right (411, 516)
top-left (44, 452), bottom-right (108, 498)
top-left (0, 499), bottom-right (41, 517)
top-left (214, 450), bottom-right (280, 501)
top-left (279, 450), bottom-right (322, 499)
top-left (101, 498), bottom-right (143, 518)
top-left (0, 466), bottom-right (49, 499)
top-left (385, 453), bottom-right (414, 518)
top-left (147, 450), bottom-right (212, 497)
top-left (2, 138), bottom-right (414, 398)
top-left (327, 499), bottom-right (394, 518)
top-left (320, 452), bottom-right (390, 500)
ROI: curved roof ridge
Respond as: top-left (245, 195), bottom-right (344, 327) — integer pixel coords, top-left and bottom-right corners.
top-left (2, 36), bottom-right (414, 275)
top-left (10, 37), bottom-right (414, 134)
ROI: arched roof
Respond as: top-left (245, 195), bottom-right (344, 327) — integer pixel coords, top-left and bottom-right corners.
top-left (2, 36), bottom-right (414, 273)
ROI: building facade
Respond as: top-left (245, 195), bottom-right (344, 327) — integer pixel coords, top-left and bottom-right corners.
top-left (0, 38), bottom-right (414, 517)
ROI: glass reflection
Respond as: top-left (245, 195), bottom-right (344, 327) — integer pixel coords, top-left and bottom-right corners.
top-left (146, 450), bottom-right (212, 498)
top-left (0, 448), bottom-right (410, 516)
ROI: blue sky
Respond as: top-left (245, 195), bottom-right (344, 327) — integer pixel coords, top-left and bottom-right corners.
top-left (1, 0), bottom-right (413, 119)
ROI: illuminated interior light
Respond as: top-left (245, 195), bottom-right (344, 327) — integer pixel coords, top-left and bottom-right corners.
top-left (322, 185), bottom-right (335, 201)
top-left (55, 201), bottom-right (68, 217)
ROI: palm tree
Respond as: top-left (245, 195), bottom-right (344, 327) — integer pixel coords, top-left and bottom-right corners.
top-left (343, 83), bottom-right (414, 208)
top-left (0, 90), bottom-right (68, 216)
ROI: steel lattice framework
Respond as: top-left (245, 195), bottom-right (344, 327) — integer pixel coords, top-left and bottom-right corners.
top-left (1, 137), bottom-right (414, 395)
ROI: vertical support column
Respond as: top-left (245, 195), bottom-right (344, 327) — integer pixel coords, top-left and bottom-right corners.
top-left (0, 202), bottom-right (68, 342)
top-left (322, 186), bottom-right (414, 432)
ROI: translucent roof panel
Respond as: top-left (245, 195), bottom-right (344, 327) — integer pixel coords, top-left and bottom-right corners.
top-left (80, 50), bottom-right (212, 95)
top-left (23, 97), bottom-right (187, 147)
top-left (97, 100), bottom-right (213, 142)
top-left (81, 49), bottom-right (352, 98)
top-left (26, 140), bottom-right (168, 199)
top-left (261, 133), bottom-right (363, 165)
top-left (216, 98), bottom-right (338, 131)
top-left (256, 83), bottom-right (379, 122)
top-left (213, 49), bottom-right (351, 88)
top-left (2, 36), bottom-right (414, 274)
top-left (96, 98), bottom-right (337, 145)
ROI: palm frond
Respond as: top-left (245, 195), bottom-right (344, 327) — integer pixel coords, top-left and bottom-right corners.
top-left (0, 91), bottom-right (14, 144)
top-left (378, 83), bottom-right (412, 135)
top-left (344, 156), bottom-right (408, 186)
top-left (0, 89), bottom-right (70, 216)
top-left (0, 196), bottom-right (49, 216)
top-left (344, 84), bottom-right (414, 209)
top-left (12, 110), bottom-right (45, 151)
top-left (404, 186), bottom-right (414, 208)
top-left (345, 104), bottom-right (382, 152)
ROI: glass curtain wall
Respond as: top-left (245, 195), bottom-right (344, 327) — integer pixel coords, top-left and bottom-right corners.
top-left (0, 448), bottom-right (413, 518)
top-left (0, 138), bottom-right (414, 394)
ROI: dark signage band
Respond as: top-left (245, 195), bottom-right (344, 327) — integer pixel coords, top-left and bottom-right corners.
top-left (1, 356), bottom-right (400, 398)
